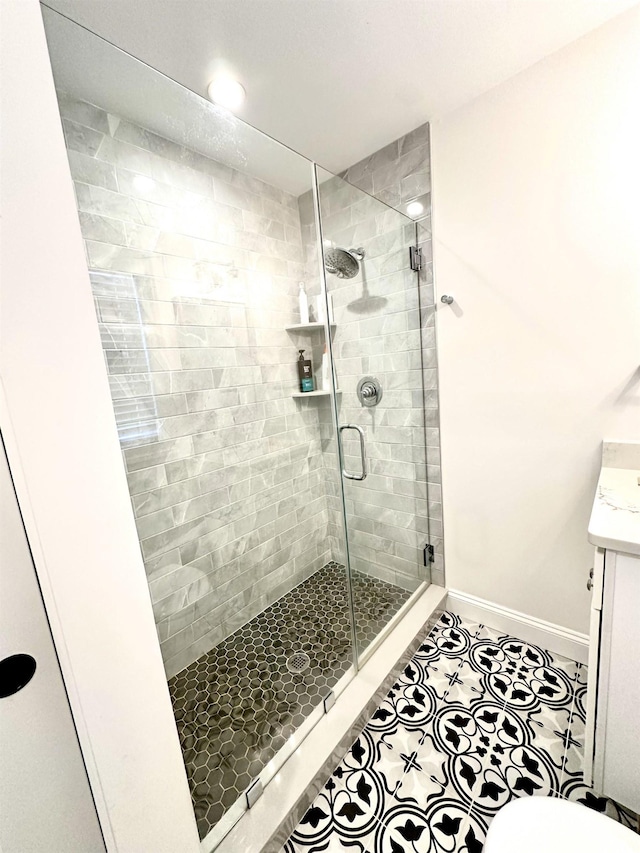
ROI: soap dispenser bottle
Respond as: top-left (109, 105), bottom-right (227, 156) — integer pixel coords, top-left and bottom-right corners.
top-left (297, 349), bottom-right (314, 392)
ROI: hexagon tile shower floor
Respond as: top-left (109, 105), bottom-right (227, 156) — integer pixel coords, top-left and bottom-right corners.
top-left (168, 562), bottom-right (410, 839)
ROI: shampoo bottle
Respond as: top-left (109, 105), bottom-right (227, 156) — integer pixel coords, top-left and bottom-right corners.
top-left (321, 344), bottom-right (330, 391)
top-left (297, 349), bottom-right (314, 392)
top-left (298, 282), bottom-right (309, 324)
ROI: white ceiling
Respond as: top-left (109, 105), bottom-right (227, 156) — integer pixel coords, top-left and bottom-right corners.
top-left (43, 9), bottom-right (315, 195)
top-left (44, 0), bottom-right (638, 175)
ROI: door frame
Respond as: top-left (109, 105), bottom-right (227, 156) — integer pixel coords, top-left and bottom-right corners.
top-left (0, 2), bottom-right (200, 850)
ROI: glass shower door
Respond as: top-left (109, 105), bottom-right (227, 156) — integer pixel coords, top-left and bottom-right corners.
top-left (315, 168), bottom-right (431, 658)
top-left (42, 9), bottom-right (358, 849)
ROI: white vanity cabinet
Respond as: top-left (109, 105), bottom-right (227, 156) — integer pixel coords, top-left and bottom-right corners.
top-left (585, 547), bottom-right (640, 813)
top-left (585, 441), bottom-right (640, 814)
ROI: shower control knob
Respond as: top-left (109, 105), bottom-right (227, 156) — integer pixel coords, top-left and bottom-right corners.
top-left (440, 294), bottom-right (454, 305)
top-left (357, 376), bottom-right (382, 408)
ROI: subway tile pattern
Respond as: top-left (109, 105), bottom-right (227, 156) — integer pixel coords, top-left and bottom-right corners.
top-left (282, 612), bottom-right (637, 852)
top-left (59, 92), bottom-right (439, 678)
top-left (168, 562), bottom-right (410, 839)
top-left (58, 92), bottom-right (337, 675)
top-left (340, 124), bottom-right (431, 214)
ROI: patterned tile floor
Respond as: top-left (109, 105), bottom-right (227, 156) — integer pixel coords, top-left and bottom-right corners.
top-left (282, 611), bottom-right (638, 852)
top-left (169, 562), bottom-right (410, 840)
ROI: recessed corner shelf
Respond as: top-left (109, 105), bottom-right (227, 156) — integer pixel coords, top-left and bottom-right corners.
top-left (285, 322), bottom-right (336, 332)
top-left (291, 389), bottom-right (342, 399)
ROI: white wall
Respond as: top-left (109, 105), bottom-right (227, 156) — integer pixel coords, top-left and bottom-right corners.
top-left (0, 2), bottom-right (200, 849)
top-left (432, 7), bottom-right (640, 634)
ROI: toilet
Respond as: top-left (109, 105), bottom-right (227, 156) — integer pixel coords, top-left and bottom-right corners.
top-left (484, 796), bottom-right (640, 852)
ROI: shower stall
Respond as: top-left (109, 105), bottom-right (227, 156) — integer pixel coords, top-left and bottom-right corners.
top-left (42, 7), bottom-right (439, 849)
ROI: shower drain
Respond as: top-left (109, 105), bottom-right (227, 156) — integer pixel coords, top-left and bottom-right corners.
top-left (286, 651), bottom-right (311, 674)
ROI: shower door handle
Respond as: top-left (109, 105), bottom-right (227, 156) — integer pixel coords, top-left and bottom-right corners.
top-left (339, 424), bottom-right (367, 481)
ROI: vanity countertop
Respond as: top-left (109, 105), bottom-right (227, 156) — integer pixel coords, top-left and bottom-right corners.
top-left (588, 441), bottom-right (640, 556)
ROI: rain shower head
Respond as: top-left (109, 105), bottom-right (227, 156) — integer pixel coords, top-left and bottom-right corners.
top-left (324, 247), bottom-right (365, 279)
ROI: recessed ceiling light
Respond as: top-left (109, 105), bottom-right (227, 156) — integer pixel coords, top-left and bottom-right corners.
top-left (207, 76), bottom-right (246, 112)
top-left (406, 201), bottom-right (424, 217)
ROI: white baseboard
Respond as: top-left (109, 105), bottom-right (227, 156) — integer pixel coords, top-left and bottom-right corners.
top-left (446, 589), bottom-right (589, 664)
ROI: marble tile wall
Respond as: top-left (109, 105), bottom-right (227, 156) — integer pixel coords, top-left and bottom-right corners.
top-left (298, 123), bottom-right (443, 590)
top-left (339, 123), bottom-right (431, 214)
top-left (58, 93), bottom-right (334, 677)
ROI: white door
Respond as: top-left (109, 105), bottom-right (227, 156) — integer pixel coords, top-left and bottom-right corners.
top-left (0, 435), bottom-right (105, 853)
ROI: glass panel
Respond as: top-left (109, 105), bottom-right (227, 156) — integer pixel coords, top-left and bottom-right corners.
top-left (315, 167), bottom-right (431, 659)
top-left (42, 9), bottom-right (356, 847)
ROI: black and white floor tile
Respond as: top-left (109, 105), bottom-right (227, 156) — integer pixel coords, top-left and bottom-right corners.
top-left (282, 612), bottom-right (638, 852)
